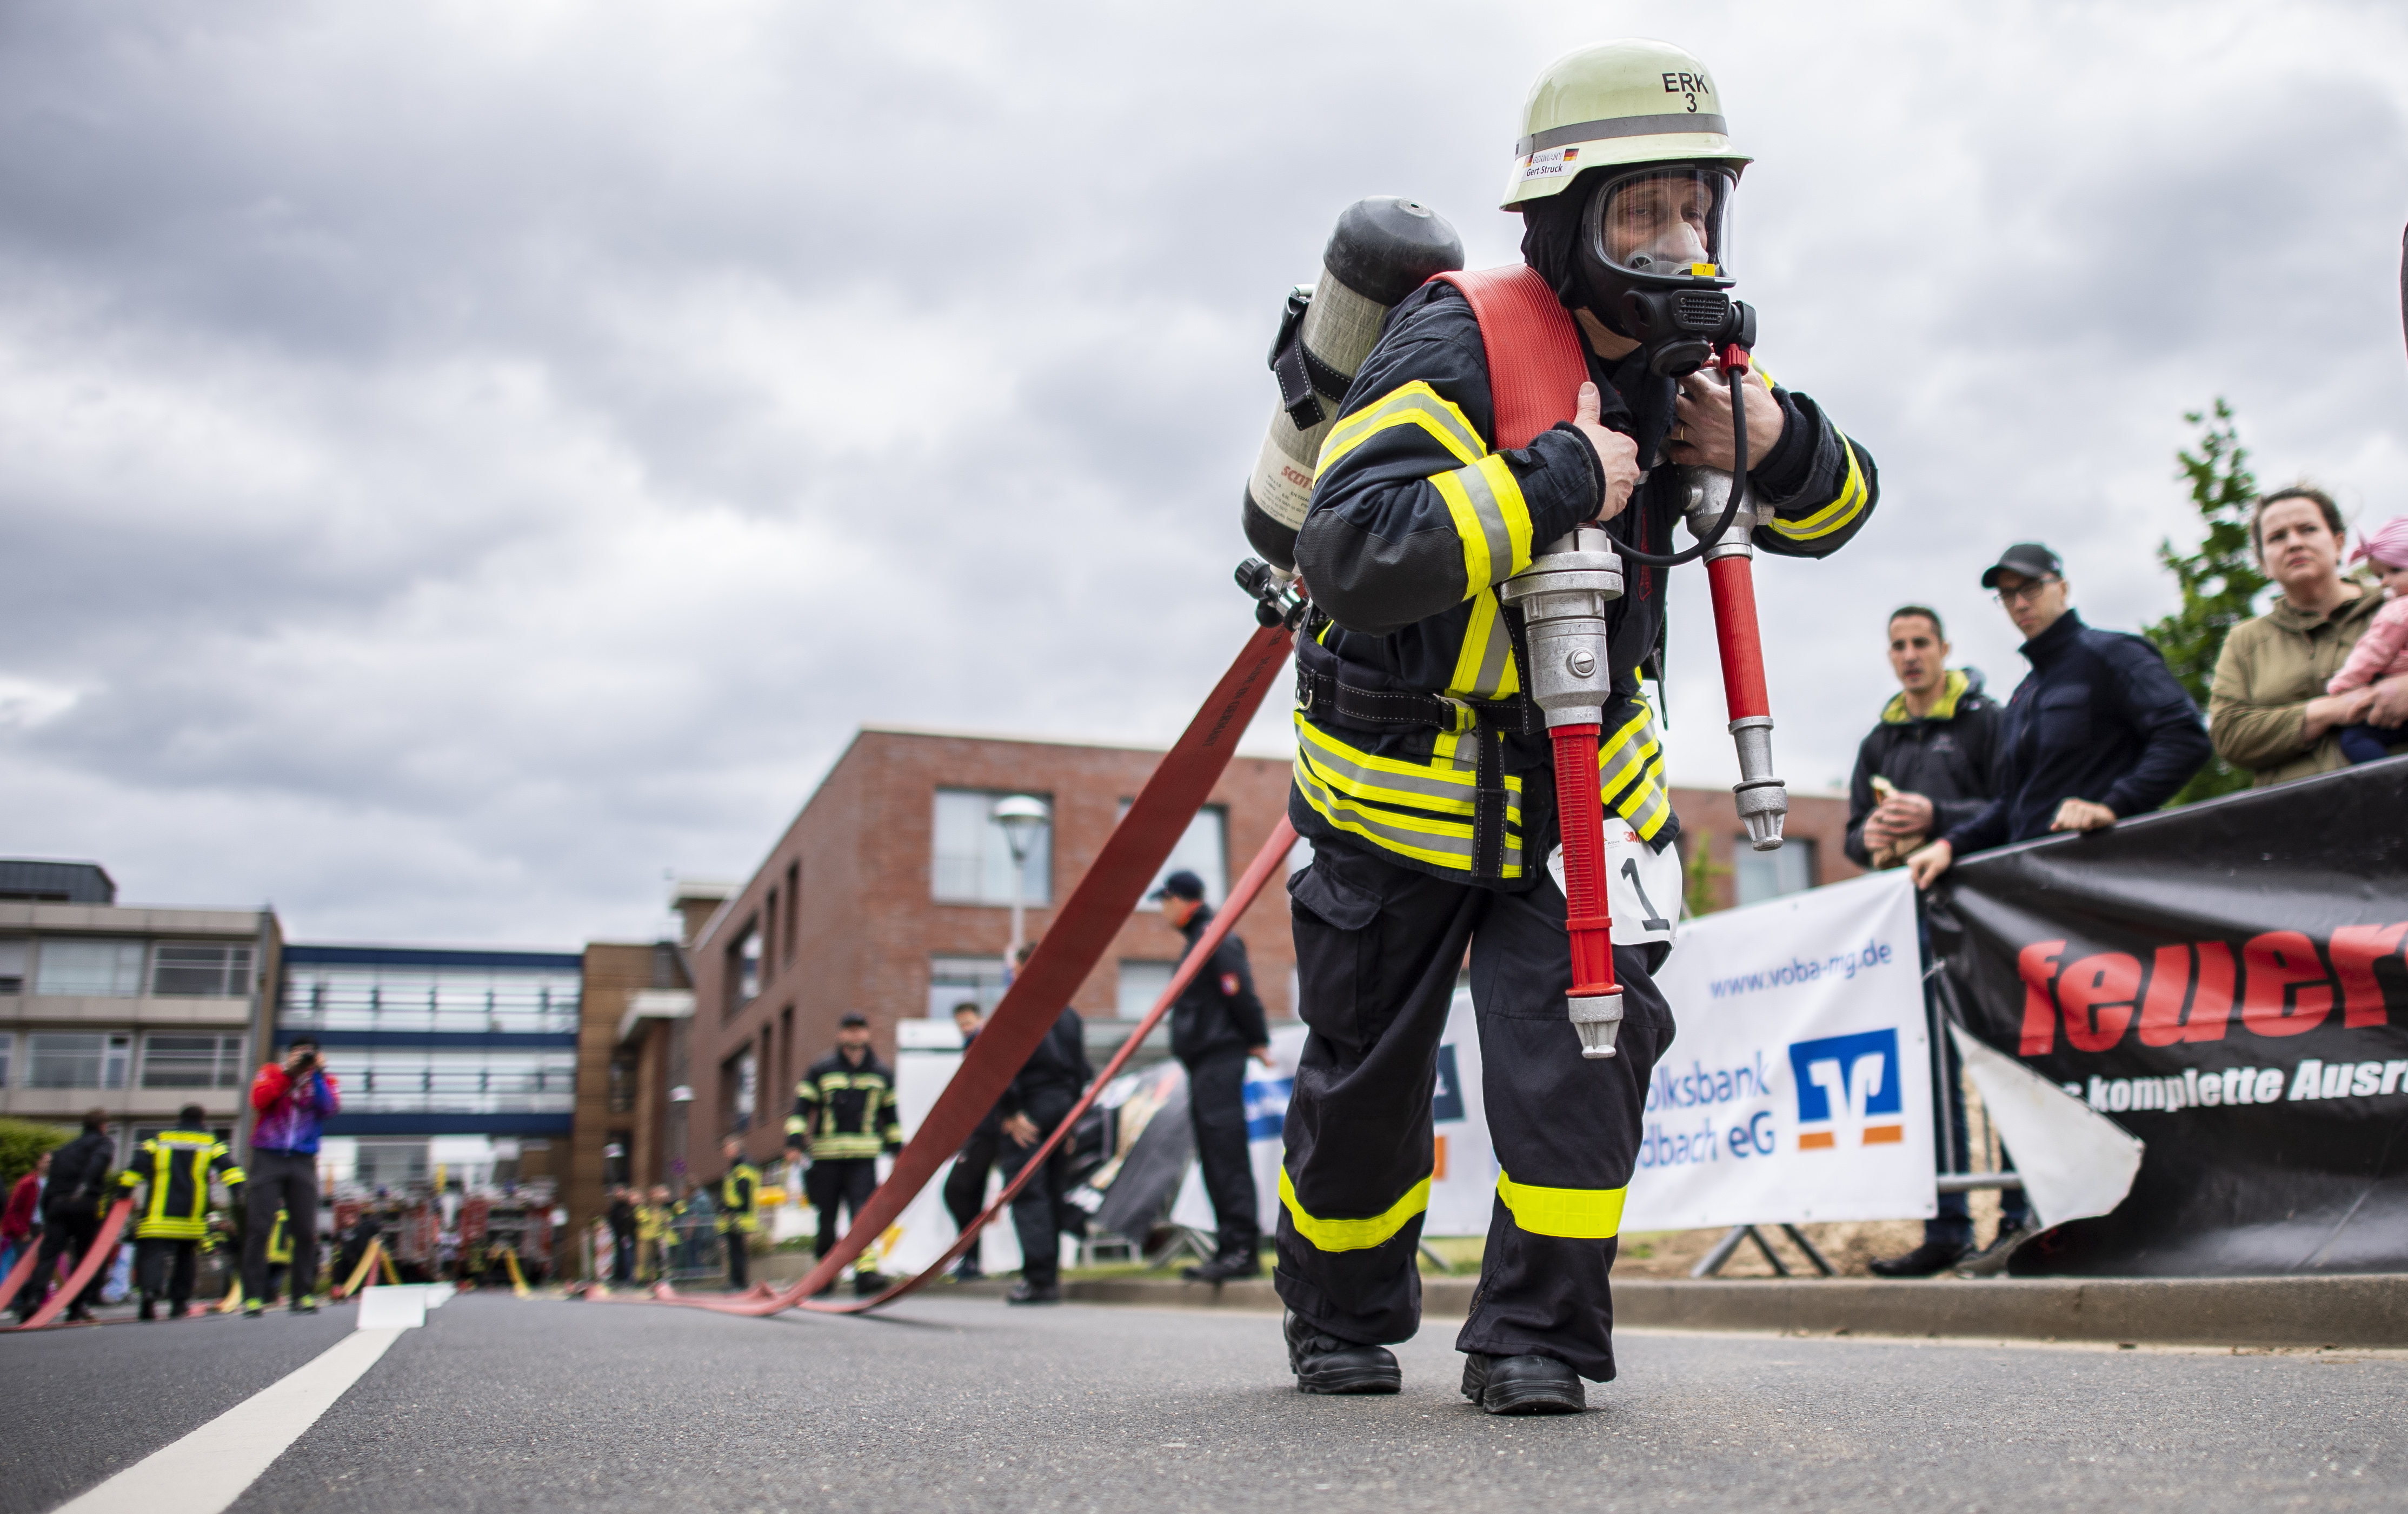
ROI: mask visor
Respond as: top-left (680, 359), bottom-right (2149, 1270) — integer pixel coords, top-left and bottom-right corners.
top-left (1584, 168), bottom-right (1737, 284)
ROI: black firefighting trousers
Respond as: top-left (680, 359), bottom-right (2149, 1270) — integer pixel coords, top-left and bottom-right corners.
top-left (807, 1158), bottom-right (879, 1264)
top-left (1276, 833), bottom-right (1671, 1384)
top-left (136, 1237), bottom-right (199, 1311)
top-left (996, 1088), bottom-right (1075, 1288)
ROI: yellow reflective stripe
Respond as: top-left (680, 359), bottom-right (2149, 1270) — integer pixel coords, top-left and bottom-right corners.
top-left (1496, 1170), bottom-right (1627, 1239)
top-left (1593, 704), bottom-right (1673, 843)
top-left (1446, 591), bottom-right (1519, 699)
top-left (1318, 382), bottom-right (1485, 474)
top-left (1769, 430), bottom-right (1869, 542)
top-left (1429, 454), bottom-right (1536, 596)
top-left (1293, 747), bottom-right (1526, 877)
top-left (1279, 1166), bottom-right (1431, 1252)
top-left (1295, 717), bottom-right (1524, 818)
top-left (810, 1136), bottom-right (882, 1157)
top-left (1432, 468), bottom-right (1492, 590)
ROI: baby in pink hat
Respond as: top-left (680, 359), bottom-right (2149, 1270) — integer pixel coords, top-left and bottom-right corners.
top-left (2327, 516), bottom-right (2408, 763)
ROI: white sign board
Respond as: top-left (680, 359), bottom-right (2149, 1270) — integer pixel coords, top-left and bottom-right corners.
top-left (1624, 866), bottom-right (1936, 1230)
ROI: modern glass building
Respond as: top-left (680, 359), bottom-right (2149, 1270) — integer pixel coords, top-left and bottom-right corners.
top-left (277, 944), bottom-right (581, 1190)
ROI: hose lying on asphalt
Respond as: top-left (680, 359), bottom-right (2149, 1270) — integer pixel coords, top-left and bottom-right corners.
top-left (6, 1197), bottom-right (132, 1330)
top-left (602, 619), bottom-right (1300, 1318)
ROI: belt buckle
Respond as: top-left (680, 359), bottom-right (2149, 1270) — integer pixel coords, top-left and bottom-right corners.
top-left (1436, 694), bottom-right (1474, 733)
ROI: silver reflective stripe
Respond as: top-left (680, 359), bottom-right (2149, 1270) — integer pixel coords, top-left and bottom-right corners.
top-left (1467, 595), bottom-right (1514, 698)
top-left (1299, 724), bottom-right (1524, 823)
top-left (1451, 460), bottom-right (1518, 587)
top-left (1325, 386), bottom-right (1485, 468)
top-left (1296, 757), bottom-right (1525, 873)
top-left (1517, 114), bottom-right (1730, 156)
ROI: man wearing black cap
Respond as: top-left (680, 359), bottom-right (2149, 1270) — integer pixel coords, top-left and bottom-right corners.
top-left (1908, 544), bottom-right (2210, 903)
top-left (1151, 869), bottom-right (1273, 1283)
top-left (787, 1013), bottom-right (904, 1295)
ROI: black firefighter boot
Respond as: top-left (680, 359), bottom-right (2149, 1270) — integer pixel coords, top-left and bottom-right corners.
top-left (1285, 1311), bottom-right (1401, 1395)
top-left (1461, 1353), bottom-right (1586, 1415)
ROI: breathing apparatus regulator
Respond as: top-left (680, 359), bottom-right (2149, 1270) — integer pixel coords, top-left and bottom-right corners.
top-left (1234, 39), bottom-right (1791, 1063)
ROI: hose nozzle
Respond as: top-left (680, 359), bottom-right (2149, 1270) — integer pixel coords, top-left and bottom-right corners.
top-left (1569, 991), bottom-right (1624, 1059)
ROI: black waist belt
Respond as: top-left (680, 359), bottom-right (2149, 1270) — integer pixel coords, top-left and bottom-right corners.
top-left (1296, 663), bottom-right (1541, 879)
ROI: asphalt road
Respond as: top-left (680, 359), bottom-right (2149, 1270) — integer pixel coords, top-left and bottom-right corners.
top-left (5, 1292), bottom-right (2405, 1512)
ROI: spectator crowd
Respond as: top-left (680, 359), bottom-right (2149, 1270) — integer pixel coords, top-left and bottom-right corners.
top-left (1842, 491), bottom-right (2407, 1277)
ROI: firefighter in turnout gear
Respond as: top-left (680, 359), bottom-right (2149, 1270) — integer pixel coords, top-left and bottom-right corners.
top-left (120, 1105), bottom-right (246, 1321)
top-left (1278, 39), bottom-right (1877, 1412)
top-left (788, 1013), bottom-right (904, 1296)
top-left (715, 1139), bottom-right (761, 1290)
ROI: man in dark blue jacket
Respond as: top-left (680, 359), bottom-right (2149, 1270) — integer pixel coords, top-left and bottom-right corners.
top-left (1908, 543), bottom-right (2211, 889)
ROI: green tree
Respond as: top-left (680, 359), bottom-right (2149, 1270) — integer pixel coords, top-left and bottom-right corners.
top-left (2143, 398), bottom-right (2264, 806)
top-left (0, 1117), bottom-right (74, 1190)
top-left (1681, 830), bottom-right (1729, 918)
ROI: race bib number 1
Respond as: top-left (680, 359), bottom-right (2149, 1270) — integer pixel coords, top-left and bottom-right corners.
top-left (1546, 819), bottom-right (1681, 946)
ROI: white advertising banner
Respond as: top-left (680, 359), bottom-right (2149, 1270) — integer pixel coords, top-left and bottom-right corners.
top-left (1623, 866), bottom-right (1937, 1230)
top-left (1170, 1024), bottom-right (1309, 1235)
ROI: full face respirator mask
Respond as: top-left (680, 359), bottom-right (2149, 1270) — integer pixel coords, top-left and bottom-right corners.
top-left (1575, 166), bottom-right (1754, 378)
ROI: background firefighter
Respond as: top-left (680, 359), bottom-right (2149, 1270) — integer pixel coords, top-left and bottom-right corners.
top-left (787, 1012), bottom-right (904, 1297)
top-left (1277, 39), bottom-right (1878, 1413)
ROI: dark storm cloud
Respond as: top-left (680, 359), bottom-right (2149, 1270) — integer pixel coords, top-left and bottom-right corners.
top-left (3, 1), bottom-right (2407, 941)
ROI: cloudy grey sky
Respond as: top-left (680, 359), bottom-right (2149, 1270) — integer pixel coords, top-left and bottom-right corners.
top-left (5, 1), bottom-right (2406, 945)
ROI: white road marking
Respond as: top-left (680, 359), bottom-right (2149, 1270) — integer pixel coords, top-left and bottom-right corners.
top-left (52, 1325), bottom-right (406, 1514)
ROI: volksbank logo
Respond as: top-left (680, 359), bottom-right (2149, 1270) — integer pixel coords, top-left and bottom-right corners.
top-left (1788, 1030), bottom-right (1904, 1151)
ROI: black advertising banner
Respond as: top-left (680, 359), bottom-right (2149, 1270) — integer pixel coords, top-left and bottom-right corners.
top-left (1928, 759), bottom-right (2408, 1276)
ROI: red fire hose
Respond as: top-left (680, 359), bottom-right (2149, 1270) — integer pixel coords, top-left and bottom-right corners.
top-left (9, 1197), bottom-right (132, 1330)
top-left (607, 619), bottom-right (1299, 1318)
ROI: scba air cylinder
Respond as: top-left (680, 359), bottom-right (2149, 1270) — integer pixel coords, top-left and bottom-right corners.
top-left (1241, 197), bottom-right (1464, 570)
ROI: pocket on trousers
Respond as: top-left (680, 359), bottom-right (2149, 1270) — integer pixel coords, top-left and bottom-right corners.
top-left (1289, 859), bottom-right (1378, 1049)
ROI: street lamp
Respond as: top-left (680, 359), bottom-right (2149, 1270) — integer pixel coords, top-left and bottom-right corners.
top-left (992, 794), bottom-right (1051, 981)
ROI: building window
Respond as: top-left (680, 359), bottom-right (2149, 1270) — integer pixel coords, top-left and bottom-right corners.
top-left (0, 938), bottom-right (25, 995)
top-left (278, 963), bottom-right (581, 1035)
top-left (151, 943), bottom-right (255, 998)
top-left (33, 939), bottom-right (147, 997)
top-left (928, 955), bottom-right (1009, 1019)
top-left (314, 1048), bottom-right (577, 1113)
top-left (1117, 961), bottom-right (1177, 1017)
top-left (603, 1130), bottom-right (633, 1188)
top-left (727, 1045), bottom-right (758, 1133)
top-left (0, 1032), bottom-right (12, 1086)
top-left (141, 1033), bottom-right (248, 1089)
top-left (726, 923), bottom-right (761, 1017)
top-left (28, 1032), bottom-right (132, 1089)
top-left (1121, 802), bottom-right (1228, 906)
top-left (608, 1055), bottom-right (638, 1115)
top-left (1734, 838), bottom-right (1818, 906)
top-left (930, 789), bottom-right (1053, 906)
top-left (782, 862), bottom-right (800, 962)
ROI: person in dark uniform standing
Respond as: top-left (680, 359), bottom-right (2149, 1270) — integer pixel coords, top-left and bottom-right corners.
top-left (941, 1000), bottom-right (1004, 1281)
top-left (1152, 869), bottom-right (1273, 1284)
top-left (715, 1139), bottom-right (760, 1291)
top-left (994, 1005), bottom-right (1093, 1304)
top-left (120, 1105), bottom-right (245, 1322)
top-left (14, 1109), bottom-right (115, 1324)
top-left (787, 1013), bottom-right (904, 1297)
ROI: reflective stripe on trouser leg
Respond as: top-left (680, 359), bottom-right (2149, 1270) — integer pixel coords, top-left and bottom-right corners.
top-left (1276, 836), bottom-right (1488, 1346)
top-left (1454, 869), bottom-right (1672, 1384)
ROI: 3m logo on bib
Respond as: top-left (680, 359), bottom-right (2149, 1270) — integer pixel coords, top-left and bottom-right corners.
top-left (1787, 1030), bottom-right (1904, 1151)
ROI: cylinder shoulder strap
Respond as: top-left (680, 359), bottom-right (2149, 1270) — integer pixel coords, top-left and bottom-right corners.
top-left (1428, 266), bottom-right (1589, 450)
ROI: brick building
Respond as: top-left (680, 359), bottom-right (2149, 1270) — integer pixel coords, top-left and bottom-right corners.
top-left (613, 724), bottom-right (1862, 1192)
top-left (680, 727), bottom-right (1301, 1175)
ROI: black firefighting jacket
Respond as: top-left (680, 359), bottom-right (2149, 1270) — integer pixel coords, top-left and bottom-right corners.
top-left (786, 1049), bottom-right (903, 1161)
top-left (1292, 278), bottom-right (1878, 889)
top-left (1844, 668), bottom-right (2005, 868)
top-left (120, 1123), bottom-right (245, 1241)
top-left (1169, 905), bottom-right (1270, 1066)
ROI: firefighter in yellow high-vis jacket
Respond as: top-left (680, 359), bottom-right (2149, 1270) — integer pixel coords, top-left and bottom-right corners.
top-left (1276, 39), bottom-right (1877, 1413)
top-left (121, 1105), bottom-right (245, 1321)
